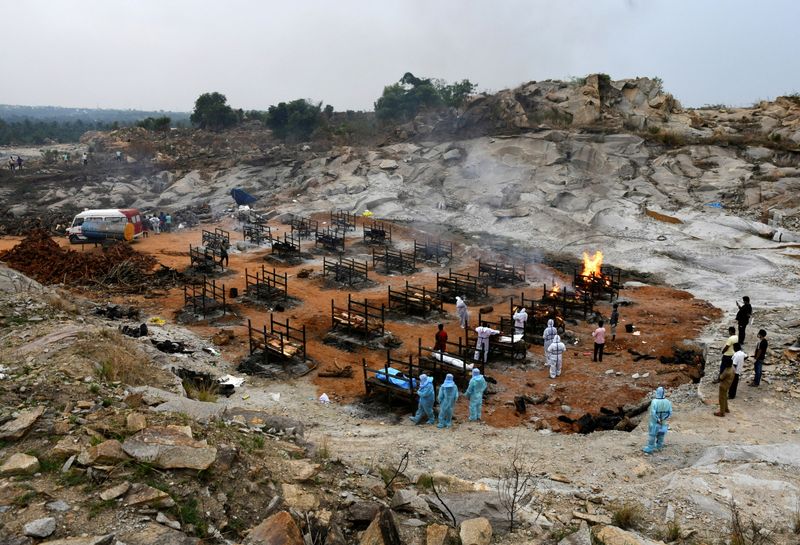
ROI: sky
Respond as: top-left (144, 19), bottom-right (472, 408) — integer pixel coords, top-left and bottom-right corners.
top-left (1, 0), bottom-right (798, 112)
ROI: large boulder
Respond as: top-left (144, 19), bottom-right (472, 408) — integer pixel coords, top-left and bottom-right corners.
top-left (39, 537), bottom-right (114, 545)
top-left (118, 523), bottom-right (199, 545)
top-left (122, 427), bottom-right (217, 470)
top-left (24, 517), bottom-right (56, 538)
top-left (390, 489), bottom-right (432, 516)
top-left (124, 483), bottom-right (175, 508)
top-left (359, 508), bottom-right (401, 545)
top-left (459, 517), bottom-right (492, 545)
top-left (592, 525), bottom-right (666, 545)
top-left (243, 510), bottom-right (304, 545)
top-left (558, 521), bottom-right (591, 545)
top-left (0, 406), bottom-right (46, 440)
top-left (280, 484), bottom-right (319, 511)
top-left (0, 453), bottom-right (40, 476)
top-left (426, 523), bottom-right (460, 545)
top-left (77, 439), bottom-right (130, 466)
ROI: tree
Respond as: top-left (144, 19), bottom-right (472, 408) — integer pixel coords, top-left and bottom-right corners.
top-left (136, 116), bottom-right (171, 131)
top-left (435, 79), bottom-right (477, 108)
top-left (374, 73), bottom-right (476, 122)
top-left (265, 99), bottom-right (323, 141)
top-left (190, 92), bottom-right (238, 130)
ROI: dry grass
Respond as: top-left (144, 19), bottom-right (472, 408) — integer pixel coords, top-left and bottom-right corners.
top-left (75, 329), bottom-right (167, 386)
top-left (182, 380), bottom-right (218, 402)
top-left (612, 502), bottom-right (643, 530)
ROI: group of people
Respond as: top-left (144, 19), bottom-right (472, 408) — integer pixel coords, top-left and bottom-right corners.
top-left (6, 155), bottom-right (23, 171)
top-left (146, 212), bottom-right (172, 234)
top-left (410, 368), bottom-right (488, 428)
top-left (714, 296), bottom-right (768, 417)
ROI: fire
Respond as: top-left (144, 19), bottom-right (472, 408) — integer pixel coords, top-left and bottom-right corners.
top-left (581, 250), bottom-right (604, 277)
top-left (549, 282), bottom-right (561, 296)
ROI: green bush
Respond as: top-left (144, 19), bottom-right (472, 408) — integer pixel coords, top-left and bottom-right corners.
top-left (136, 116), bottom-right (171, 131)
top-left (190, 92), bottom-right (239, 130)
top-left (265, 99), bottom-right (324, 141)
top-left (375, 72), bottom-right (476, 122)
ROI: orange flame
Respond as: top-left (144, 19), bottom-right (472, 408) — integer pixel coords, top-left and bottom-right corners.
top-left (582, 251), bottom-right (604, 277)
top-left (549, 282), bottom-right (561, 296)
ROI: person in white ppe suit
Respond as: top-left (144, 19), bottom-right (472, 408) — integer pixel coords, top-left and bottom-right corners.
top-left (542, 319), bottom-right (557, 356)
top-left (456, 296), bottom-right (469, 329)
top-left (512, 307), bottom-right (528, 336)
top-left (474, 322), bottom-right (500, 363)
top-left (546, 334), bottom-right (566, 378)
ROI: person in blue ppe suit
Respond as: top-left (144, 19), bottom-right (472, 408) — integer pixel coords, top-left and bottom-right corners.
top-left (409, 374), bottom-right (435, 425)
top-left (642, 386), bottom-right (672, 454)
top-left (543, 319), bottom-right (557, 357)
top-left (437, 373), bottom-right (459, 428)
top-left (464, 368), bottom-right (488, 421)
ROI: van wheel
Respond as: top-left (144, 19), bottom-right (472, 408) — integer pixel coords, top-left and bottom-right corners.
top-left (69, 235), bottom-right (79, 244)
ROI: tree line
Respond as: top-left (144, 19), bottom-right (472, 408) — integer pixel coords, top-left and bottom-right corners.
top-left (0, 73), bottom-right (477, 145)
top-left (190, 73), bottom-right (477, 141)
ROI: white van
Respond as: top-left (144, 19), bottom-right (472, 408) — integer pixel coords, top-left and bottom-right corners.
top-left (66, 208), bottom-right (144, 243)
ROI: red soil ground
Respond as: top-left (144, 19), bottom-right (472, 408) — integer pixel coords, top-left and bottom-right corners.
top-left (0, 215), bottom-right (720, 432)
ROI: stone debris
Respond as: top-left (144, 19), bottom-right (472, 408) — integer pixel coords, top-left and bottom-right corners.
top-left (243, 510), bottom-right (304, 545)
top-left (0, 405), bottom-right (46, 440)
top-left (24, 517), bottom-right (57, 538)
top-left (459, 517), bottom-right (492, 545)
top-left (359, 508), bottom-right (401, 545)
top-left (40, 537), bottom-right (115, 545)
top-left (592, 525), bottom-right (666, 545)
top-left (77, 439), bottom-right (130, 466)
top-left (0, 453), bottom-right (40, 476)
top-left (121, 426), bottom-right (217, 470)
top-left (99, 481), bottom-right (131, 501)
top-left (123, 483), bottom-right (175, 508)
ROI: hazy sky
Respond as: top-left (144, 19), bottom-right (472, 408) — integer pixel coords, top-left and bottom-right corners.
top-left (2, 0), bottom-right (798, 112)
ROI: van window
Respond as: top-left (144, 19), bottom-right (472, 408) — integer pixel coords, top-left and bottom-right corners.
top-left (72, 217), bottom-right (85, 227)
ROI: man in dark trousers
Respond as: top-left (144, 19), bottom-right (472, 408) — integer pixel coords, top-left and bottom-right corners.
top-left (434, 323), bottom-right (448, 352)
top-left (219, 244), bottom-right (229, 268)
top-left (749, 329), bottom-right (768, 387)
top-left (715, 326), bottom-right (738, 382)
top-left (735, 296), bottom-right (752, 344)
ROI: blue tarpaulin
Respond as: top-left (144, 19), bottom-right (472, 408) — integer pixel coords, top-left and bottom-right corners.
top-left (231, 188), bottom-right (257, 206)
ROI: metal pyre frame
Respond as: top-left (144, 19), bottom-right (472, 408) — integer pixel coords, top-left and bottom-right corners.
top-left (477, 260), bottom-right (525, 287)
top-left (247, 315), bottom-right (306, 363)
top-left (436, 269), bottom-right (489, 301)
top-left (189, 244), bottom-right (224, 272)
top-left (363, 220), bottom-right (392, 244)
top-left (331, 294), bottom-right (386, 339)
top-left (362, 351), bottom-right (420, 407)
top-left (417, 337), bottom-right (484, 388)
top-left (413, 238), bottom-right (452, 262)
top-left (388, 281), bottom-right (443, 316)
top-left (183, 276), bottom-right (228, 318)
top-left (315, 227), bottom-right (346, 253)
top-left (372, 247), bottom-right (416, 275)
top-left (245, 265), bottom-right (288, 303)
top-left (322, 256), bottom-right (368, 286)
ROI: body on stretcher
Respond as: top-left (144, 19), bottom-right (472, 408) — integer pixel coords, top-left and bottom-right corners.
top-left (373, 367), bottom-right (417, 390)
top-left (431, 351), bottom-right (474, 371)
top-left (496, 333), bottom-right (524, 344)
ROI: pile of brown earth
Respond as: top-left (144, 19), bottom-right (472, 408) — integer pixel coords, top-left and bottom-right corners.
top-left (0, 230), bottom-right (159, 288)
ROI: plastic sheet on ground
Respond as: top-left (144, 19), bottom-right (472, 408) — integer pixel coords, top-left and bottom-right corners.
top-left (217, 374), bottom-right (245, 388)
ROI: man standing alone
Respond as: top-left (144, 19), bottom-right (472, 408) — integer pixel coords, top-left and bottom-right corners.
top-left (592, 321), bottom-right (606, 362)
top-left (735, 296), bottom-right (752, 344)
top-left (749, 329), bottom-right (768, 387)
